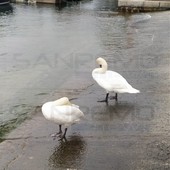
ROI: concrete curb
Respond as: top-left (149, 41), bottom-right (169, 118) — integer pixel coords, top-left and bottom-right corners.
top-left (118, 0), bottom-right (170, 12)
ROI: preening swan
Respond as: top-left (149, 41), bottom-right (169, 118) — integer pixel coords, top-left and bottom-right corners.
top-left (92, 57), bottom-right (140, 102)
top-left (42, 97), bottom-right (84, 140)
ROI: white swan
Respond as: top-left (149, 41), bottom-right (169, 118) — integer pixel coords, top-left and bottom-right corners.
top-left (42, 97), bottom-right (84, 140)
top-left (92, 57), bottom-right (140, 102)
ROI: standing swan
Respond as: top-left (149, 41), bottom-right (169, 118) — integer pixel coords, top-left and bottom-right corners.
top-left (42, 97), bottom-right (84, 140)
top-left (92, 57), bottom-right (140, 102)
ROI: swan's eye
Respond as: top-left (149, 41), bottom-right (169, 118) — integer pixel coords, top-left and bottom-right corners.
top-left (99, 65), bottom-right (102, 68)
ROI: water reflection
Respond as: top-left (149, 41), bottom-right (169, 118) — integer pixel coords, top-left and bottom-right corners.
top-left (49, 135), bottom-right (87, 169)
top-left (0, 4), bottom-right (13, 14)
top-left (88, 100), bottom-right (155, 134)
top-left (55, 0), bottom-right (80, 10)
top-left (91, 102), bottom-right (135, 122)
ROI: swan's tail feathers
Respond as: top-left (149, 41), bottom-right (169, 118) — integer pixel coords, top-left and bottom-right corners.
top-left (72, 104), bottom-right (79, 108)
top-left (129, 88), bottom-right (140, 93)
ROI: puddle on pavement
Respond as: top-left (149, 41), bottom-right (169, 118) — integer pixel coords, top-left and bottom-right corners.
top-left (49, 135), bottom-right (87, 170)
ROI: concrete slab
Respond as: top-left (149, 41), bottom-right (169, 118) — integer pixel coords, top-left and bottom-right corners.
top-left (118, 0), bottom-right (145, 7)
top-left (118, 0), bottom-right (170, 12)
top-left (36, 0), bottom-right (56, 4)
top-left (160, 1), bottom-right (170, 7)
top-left (144, 1), bottom-right (160, 7)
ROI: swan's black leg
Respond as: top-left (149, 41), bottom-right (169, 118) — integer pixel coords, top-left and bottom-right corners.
top-left (98, 93), bottom-right (109, 103)
top-left (110, 93), bottom-right (118, 101)
top-left (58, 125), bottom-right (62, 134)
top-left (115, 93), bottom-right (118, 101)
top-left (60, 128), bottom-right (67, 141)
top-left (105, 93), bottom-right (109, 102)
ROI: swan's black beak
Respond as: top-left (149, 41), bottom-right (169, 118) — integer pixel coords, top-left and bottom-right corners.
top-left (99, 65), bottom-right (102, 68)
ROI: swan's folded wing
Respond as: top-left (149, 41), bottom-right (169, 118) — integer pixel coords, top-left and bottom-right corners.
top-left (93, 70), bottom-right (133, 91)
top-left (105, 71), bottom-right (133, 89)
top-left (51, 105), bottom-right (84, 123)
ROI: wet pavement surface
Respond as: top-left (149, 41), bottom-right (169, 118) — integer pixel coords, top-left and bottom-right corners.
top-left (0, 61), bottom-right (170, 169)
top-left (0, 1), bottom-right (170, 170)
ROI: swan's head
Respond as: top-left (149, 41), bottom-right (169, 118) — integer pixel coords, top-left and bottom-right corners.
top-left (53, 97), bottom-right (72, 106)
top-left (96, 57), bottom-right (108, 72)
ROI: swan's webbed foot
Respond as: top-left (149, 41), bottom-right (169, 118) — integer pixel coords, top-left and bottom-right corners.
top-left (98, 93), bottom-right (109, 103)
top-left (51, 125), bottom-right (62, 140)
top-left (97, 99), bottom-right (108, 103)
top-left (51, 132), bottom-right (62, 140)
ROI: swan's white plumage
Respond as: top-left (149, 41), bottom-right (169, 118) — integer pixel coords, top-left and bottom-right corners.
top-left (42, 97), bottom-right (84, 128)
top-left (92, 57), bottom-right (140, 94)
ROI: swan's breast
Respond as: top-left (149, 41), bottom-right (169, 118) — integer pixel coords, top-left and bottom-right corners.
top-left (42, 102), bottom-right (53, 120)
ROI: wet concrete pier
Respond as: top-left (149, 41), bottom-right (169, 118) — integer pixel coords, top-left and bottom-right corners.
top-left (13, 0), bottom-right (79, 4)
top-left (118, 0), bottom-right (170, 12)
top-left (36, 0), bottom-right (55, 4)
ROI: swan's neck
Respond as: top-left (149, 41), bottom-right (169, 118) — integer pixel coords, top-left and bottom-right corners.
top-left (94, 64), bottom-right (107, 73)
top-left (53, 97), bottom-right (71, 106)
